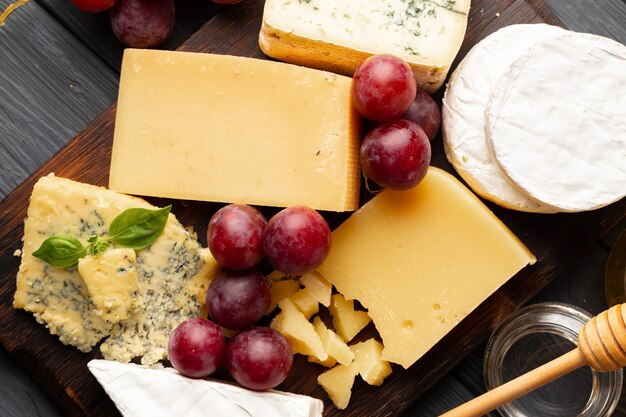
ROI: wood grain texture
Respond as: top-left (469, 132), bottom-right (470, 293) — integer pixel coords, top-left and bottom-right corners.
top-left (0, 0), bottom-right (118, 201)
top-left (35, 0), bottom-right (223, 71)
top-left (0, 1), bottom-right (625, 417)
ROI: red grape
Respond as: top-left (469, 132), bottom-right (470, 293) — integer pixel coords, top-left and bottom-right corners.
top-left (352, 55), bottom-right (417, 122)
top-left (206, 270), bottom-right (271, 330)
top-left (70, 0), bottom-right (116, 13)
top-left (401, 89), bottom-right (441, 140)
top-left (168, 318), bottom-right (226, 378)
top-left (110, 0), bottom-right (174, 48)
top-left (361, 120), bottom-right (431, 190)
top-left (227, 327), bottom-right (293, 390)
top-left (263, 207), bottom-right (331, 275)
top-left (208, 204), bottom-right (266, 270)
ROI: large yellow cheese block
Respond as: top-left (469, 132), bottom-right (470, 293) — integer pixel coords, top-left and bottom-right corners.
top-left (317, 167), bottom-right (535, 369)
top-left (109, 49), bottom-right (361, 212)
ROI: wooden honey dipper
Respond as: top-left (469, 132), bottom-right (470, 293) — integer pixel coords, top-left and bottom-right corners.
top-left (441, 303), bottom-right (626, 417)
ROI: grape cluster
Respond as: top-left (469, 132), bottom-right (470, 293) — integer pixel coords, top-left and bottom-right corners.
top-left (168, 203), bottom-right (332, 390)
top-left (352, 55), bottom-right (441, 190)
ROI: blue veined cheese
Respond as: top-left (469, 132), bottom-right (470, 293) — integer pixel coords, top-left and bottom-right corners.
top-left (78, 248), bottom-right (139, 323)
top-left (259, 0), bottom-right (471, 93)
top-left (14, 174), bottom-right (219, 363)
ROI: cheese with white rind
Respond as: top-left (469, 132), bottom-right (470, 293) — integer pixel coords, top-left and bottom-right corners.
top-left (442, 24), bottom-right (565, 213)
top-left (486, 33), bottom-right (626, 212)
top-left (260, 0), bottom-right (470, 93)
top-left (14, 175), bottom-right (218, 363)
top-left (316, 168), bottom-right (535, 368)
top-left (88, 360), bottom-right (323, 417)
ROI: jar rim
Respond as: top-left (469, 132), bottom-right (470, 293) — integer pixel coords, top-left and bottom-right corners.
top-left (484, 302), bottom-right (623, 417)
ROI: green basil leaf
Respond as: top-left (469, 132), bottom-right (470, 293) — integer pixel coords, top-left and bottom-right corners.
top-left (88, 236), bottom-right (111, 256)
top-left (32, 235), bottom-right (87, 268)
top-left (108, 205), bottom-right (171, 250)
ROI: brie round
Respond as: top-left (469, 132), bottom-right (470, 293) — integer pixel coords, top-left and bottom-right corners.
top-left (486, 33), bottom-right (626, 212)
top-left (442, 24), bottom-right (565, 213)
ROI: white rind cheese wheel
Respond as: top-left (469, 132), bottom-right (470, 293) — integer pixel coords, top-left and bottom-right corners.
top-left (486, 33), bottom-right (626, 212)
top-left (442, 24), bottom-right (565, 213)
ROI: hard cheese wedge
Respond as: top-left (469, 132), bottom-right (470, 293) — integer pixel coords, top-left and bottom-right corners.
top-left (110, 49), bottom-right (360, 212)
top-left (88, 360), bottom-right (323, 417)
top-left (317, 167), bottom-right (535, 368)
top-left (260, 0), bottom-right (470, 93)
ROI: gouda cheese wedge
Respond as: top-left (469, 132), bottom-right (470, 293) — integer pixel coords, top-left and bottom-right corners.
top-left (317, 167), bottom-right (535, 368)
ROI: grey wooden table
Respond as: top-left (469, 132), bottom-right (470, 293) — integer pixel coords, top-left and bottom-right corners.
top-left (0, 0), bottom-right (625, 416)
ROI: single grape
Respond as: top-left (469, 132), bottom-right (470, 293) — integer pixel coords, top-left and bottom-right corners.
top-left (263, 206), bottom-right (331, 275)
top-left (70, 0), bottom-right (116, 13)
top-left (352, 54), bottom-right (417, 122)
top-left (227, 327), bottom-right (293, 390)
top-left (110, 0), bottom-right (174, 48)
top-left (206, 270), bottom-right (271, 330)
top-left (401, 89), bottom-right (441, 140)
top-left (207, 204), bottom-right (266, 270)
top-left (168, 318), bottom-right (226, 378)
top-left (361, 119), bottom-right (431, 190)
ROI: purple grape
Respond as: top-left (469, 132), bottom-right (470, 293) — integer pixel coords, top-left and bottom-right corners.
top-left (263, 206), bottom-right (331, 275)
top-left (206, 270), bottom-right (271, 330)
top-left (111, 0), bottom-right (174, 48)
top-left (361, 119), bottom-right (431, 190)
top-left (207, 204), bottom-right (267, 270)
top-left (227, 327), bottom-right (293, 390)
top-left (168, 318), bottom-right (226, 378)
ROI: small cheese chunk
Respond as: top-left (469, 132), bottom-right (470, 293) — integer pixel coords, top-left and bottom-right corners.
top-left (260, 0), bottom-right (471, 92)
top-left (317, 167), bottom-right (535, 368)
top-left (300, 271), bottom-right (332, 307)
top-left (290, 288), bottom-right (320, 319)
top-left (110, 49), bottom-right (361, 212)
top-left (329, 293), bottom-right (371, 342)
top-left (78, 248), bottom-right (139, 323)
top-left (267, 279), bottom-right (300, 314)
top-left (317, 363), bottom-right (358, 410)
top-left (350, 339), bottom-right (392, 386)
top-left (310, 317), bottom-right (354, 367)
top-left (270, 299), bottom-right (327, 361)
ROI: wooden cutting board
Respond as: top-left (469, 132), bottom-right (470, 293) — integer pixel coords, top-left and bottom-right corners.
top-left (0, 1), bottom-right (624, 416)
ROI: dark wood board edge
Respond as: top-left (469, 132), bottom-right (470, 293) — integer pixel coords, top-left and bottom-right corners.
top-left (1, 1), bottom-right (625, 417)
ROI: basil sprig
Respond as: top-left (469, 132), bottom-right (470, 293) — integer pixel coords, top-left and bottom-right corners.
top-left (32, 205), bottom-right (171, 268)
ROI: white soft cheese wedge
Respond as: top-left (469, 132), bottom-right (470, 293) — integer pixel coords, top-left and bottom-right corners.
top-left (88, 360), bottom-right (323, 417)
top-left (486, 33), bottom-right (626, 212)
top-left (259, 0), bottom-right (470, 93)
top-left (442, 24), bottom-right (565, 213)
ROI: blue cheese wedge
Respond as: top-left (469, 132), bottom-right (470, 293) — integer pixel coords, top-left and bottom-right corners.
top-left (88, 360), bottom-right (324, 417)
top-left (14, 174), bottom-right (219, 363)
top-left (259, 0), bottom-right (471, 92)
top-left (78, 248), bottom-right (139, 323)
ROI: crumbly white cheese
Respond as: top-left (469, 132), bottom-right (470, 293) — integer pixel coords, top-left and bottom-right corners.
top-left (14, 175), bottom-right (218, 363)
top-left (485, 33), bottom-right (626, 212)
top-left (442, 24), bottom-right (565, 213)
top-left (88, 360), bottom-right (324, 417)
top-left (78, 248), bottom-right (139, 323)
